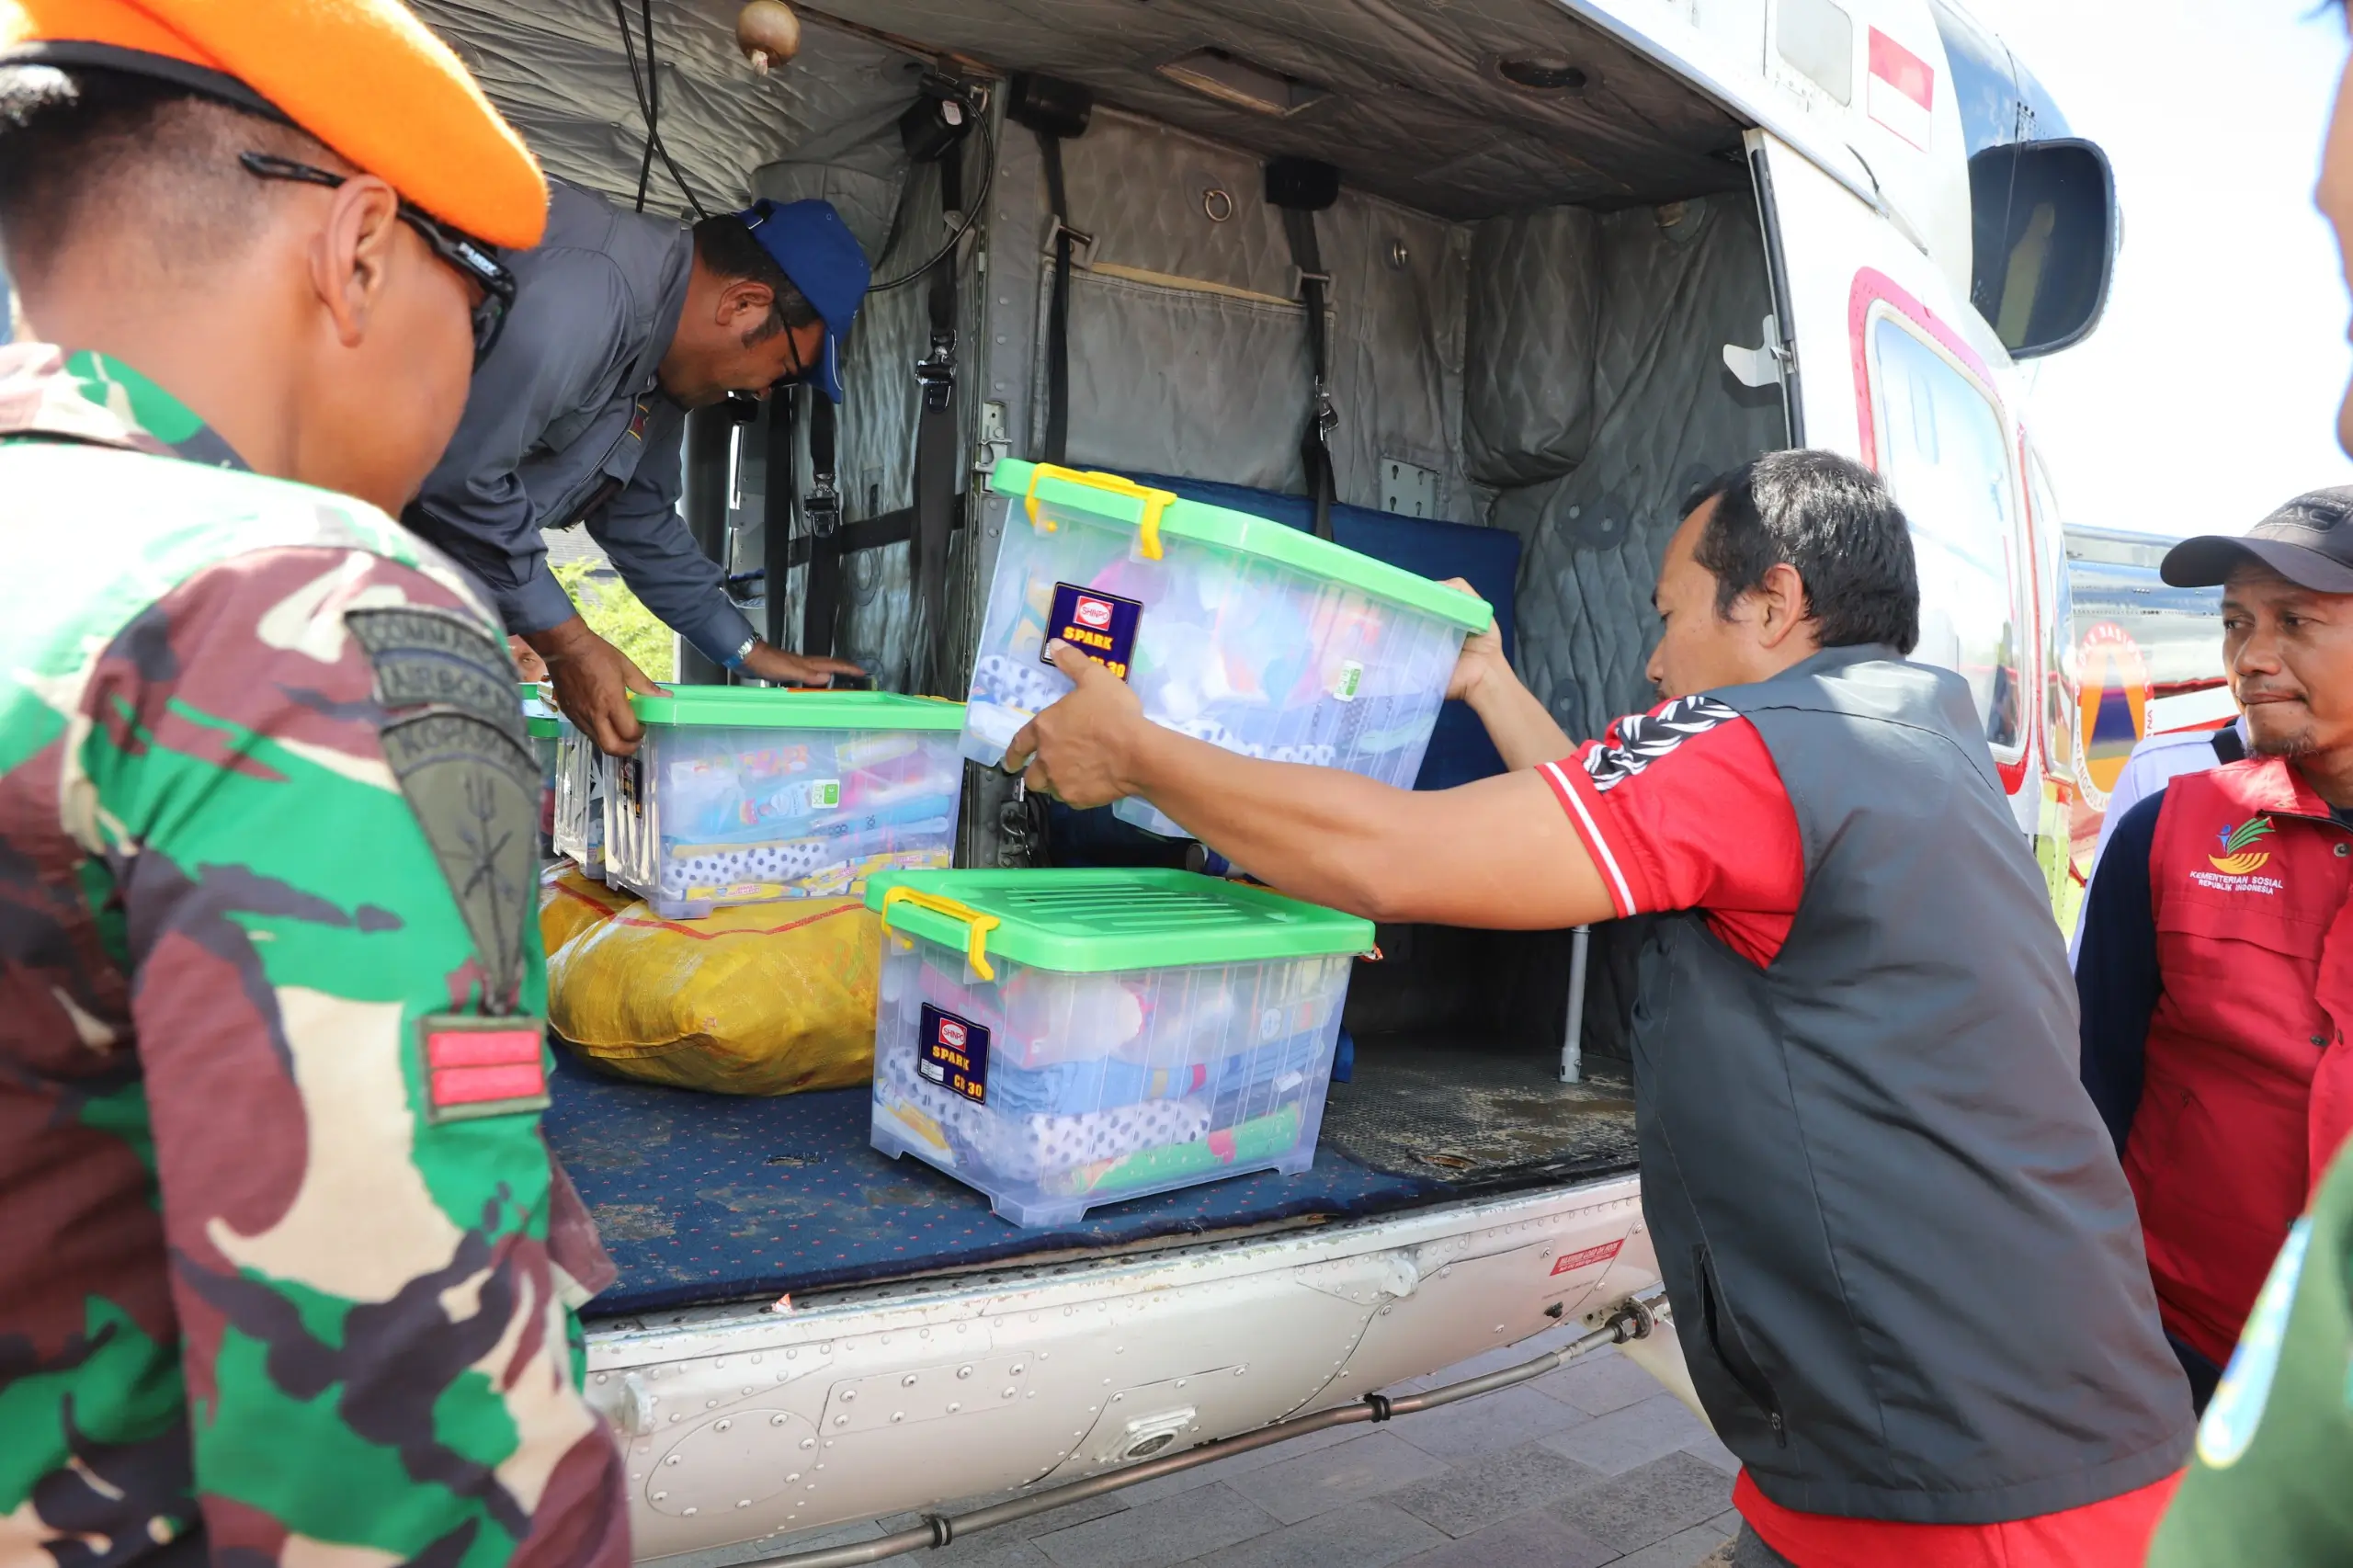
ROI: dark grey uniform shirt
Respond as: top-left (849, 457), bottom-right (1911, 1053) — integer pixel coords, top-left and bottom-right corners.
top-left (405, 181), bottom-right (756, 665)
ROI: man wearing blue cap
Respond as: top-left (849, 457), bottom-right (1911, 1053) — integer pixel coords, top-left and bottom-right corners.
top-left (407, 182), bottom-right (870, 753)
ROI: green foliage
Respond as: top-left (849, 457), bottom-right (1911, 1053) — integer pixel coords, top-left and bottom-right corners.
top-left (551, 561), bottom-right (674, 682)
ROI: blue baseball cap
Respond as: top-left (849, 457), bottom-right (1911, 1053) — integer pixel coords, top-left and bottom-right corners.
top-left (736, 198), bottom-right (870, 403)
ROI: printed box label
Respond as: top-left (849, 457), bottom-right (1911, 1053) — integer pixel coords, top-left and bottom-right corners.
top-left (1045, 583), bottom-right (1143, 682)
top-left (919, 1003), bottom-right (990, 1104)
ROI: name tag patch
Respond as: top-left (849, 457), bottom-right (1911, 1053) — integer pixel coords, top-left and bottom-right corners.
top-left (418, 1015), bottom-right (551, 1122)
top-left (1045, 583), bottom-right (1142, 682)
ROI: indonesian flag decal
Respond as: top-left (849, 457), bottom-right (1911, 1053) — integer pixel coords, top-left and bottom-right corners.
top-left (1868, 27), bottom-right (1935, 151)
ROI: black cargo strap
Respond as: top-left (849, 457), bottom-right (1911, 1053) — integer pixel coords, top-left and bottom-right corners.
top-left (908, 171), bottom-right (961, 697)
top-left (773, 503), bottom-right (965, 570)
top-left (800, 390), bottom-right (844, 657)
top-left (1008, 74), bottom-right (1092, 468)
top-left (1037, 130), bottom-right (1085, 466)
top-left (761, 391), bottom-right (795, 650)
top-left (1279, 204), bottom-right (1337, 541)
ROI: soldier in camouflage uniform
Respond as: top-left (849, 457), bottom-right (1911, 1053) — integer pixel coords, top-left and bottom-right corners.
top-left (0, 2), bottom-right (629, 1564)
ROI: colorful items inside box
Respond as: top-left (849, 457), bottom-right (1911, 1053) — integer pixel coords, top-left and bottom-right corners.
top-left (636, 726), bottom-right (963, 909)
top-left (872, 944), bottom-right (1348, 1208)
top-left (961, 463), bottom-right (1488, 839)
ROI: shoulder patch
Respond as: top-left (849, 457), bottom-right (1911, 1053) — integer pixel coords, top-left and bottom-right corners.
top-left (349, 605), bottom-right (538, 1011)
top-left (346, 605), bottom-right (527, 743)
top-left (1583, 696), bottom-right (1741, 793)
top-left (379, 713), bottom-right (540, 1013)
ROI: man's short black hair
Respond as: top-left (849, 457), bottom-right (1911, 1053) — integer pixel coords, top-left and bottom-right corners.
top-left (691, 213), bottom-right (821, 347)
top-left (1682, 449), bottom-right (1921, 655)
top-left (0, 64), bottom-right (319, 285)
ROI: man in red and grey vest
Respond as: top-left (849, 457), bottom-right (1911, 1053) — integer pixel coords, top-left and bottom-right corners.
top-left (2075, 485), bottom-right (2353, 1413)
top-left (1004, 449), bottom-right (2192, 1567)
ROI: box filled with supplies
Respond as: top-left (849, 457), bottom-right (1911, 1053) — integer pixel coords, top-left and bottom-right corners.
top-left (604, 687), bottom-right (966, 918)
top-left (867, 868), bottom-right (1372, 1226)
top-left (961, 461), bottom-right (1493, 837)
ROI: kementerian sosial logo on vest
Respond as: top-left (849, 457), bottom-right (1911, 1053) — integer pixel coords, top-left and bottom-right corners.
top-left (2191, 816), bottom-right (2285, 894)
top-left (2210, 816), bottom-right (2277, 875)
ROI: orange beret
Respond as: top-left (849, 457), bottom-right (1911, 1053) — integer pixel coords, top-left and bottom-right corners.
top-left (0, 0), bottom-right (547, 248)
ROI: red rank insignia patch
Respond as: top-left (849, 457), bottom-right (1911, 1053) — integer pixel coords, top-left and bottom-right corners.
top-left (417, 1014), bottom-right (551, 1123)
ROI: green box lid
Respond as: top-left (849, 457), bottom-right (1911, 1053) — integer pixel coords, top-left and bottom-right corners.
top-left (864, 868), bottom-right (1374, 974)
top-left (987, 460), bottom-right (1494, 634)
top-left (629, 686), bottom-right (967, 731)
top-left (518, 683), bottom-right (560, 737)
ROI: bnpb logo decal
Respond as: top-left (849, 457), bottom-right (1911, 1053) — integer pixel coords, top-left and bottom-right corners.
top-left (2074, 621), bottom-right (2152, 812)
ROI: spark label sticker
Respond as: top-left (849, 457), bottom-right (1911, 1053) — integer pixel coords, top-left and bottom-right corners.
top-left (919, 1003), bottom-right (990, 1104)
top-left (1045, 582), bottom-right (1142, 682)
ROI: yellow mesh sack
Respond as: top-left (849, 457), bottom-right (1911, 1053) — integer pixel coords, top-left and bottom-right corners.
top-left (549, 897), bottom-right (881, 1096)
top-left (540, 862), bottom-right (637, 957)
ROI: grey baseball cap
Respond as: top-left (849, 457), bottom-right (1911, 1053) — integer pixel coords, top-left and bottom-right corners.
top-left (2163, 486), bottom-right (2353, 593)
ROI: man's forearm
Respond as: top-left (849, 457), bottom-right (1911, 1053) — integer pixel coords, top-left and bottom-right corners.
top-left (1115, 724), bottom-right (1612, 930)
top-left (1464, 665), bottom-right (1576, 773)
top-left (588, 506), bottom-right (757, 664)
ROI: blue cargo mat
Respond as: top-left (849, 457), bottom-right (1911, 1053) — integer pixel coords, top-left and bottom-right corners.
top-left (548, 1052), bottom-right (1441, 1317)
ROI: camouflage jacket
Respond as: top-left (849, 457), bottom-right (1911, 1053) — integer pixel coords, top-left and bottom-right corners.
top-left (0, 346), bottom-right (628, 1568)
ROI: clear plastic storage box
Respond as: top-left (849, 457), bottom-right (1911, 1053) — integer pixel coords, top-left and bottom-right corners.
top-left (866, 868), bottom-right (1374, 1227)
top-left (961, 461), bottom-right (1494, 837)
top-left (605, 687), bottom-right (967, 918)
top-left (522, 685), bottom-right (561, 860)
top-left (549, 714), bottom-right (608, 881)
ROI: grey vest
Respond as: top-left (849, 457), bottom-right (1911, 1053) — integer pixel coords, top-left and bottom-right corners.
top-left (1632, 645), bottom-right (2190, 1524)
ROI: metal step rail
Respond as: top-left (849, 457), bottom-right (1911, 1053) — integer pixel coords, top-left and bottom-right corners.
top-left (749, 1288), bottom-right (1669, 1568)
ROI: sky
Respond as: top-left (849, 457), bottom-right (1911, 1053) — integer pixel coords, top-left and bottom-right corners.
top-left (1963, 0), bottom-right (2353, 540)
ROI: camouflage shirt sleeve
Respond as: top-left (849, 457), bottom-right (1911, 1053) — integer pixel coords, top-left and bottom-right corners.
top-left (80, 544), bottom-right (628, 1568)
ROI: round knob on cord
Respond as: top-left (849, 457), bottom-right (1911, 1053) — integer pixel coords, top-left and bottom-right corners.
top-left (737, 0), bottom-right (801, 74)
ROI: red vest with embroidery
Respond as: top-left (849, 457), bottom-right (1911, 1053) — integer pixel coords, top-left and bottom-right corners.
top-left (2137, 759), bottom-right (2353, 1366)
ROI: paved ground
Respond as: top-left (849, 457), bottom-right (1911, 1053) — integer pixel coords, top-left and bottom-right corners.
top-left (684, 1324), bottom-right (1740, 1568)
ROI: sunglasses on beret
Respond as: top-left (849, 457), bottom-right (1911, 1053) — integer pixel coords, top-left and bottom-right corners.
top-left (239, 152), bottom-right (517, 368)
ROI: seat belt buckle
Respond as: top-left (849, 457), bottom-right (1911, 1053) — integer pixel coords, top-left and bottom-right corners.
top-left (1293, 267), bottom-right (1332, 301)
top-left (804, 474), bottom-right (842, 538)
top-left (1049, 220), bottom-right (1097, 257)
top-left (915, 330), bottom-right (959, 413)
top-left (1312, 385), bottom-right (1340, 438)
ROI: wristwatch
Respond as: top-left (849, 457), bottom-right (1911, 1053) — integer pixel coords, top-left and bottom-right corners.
top-left (722, 635), bottom-right (757, 670)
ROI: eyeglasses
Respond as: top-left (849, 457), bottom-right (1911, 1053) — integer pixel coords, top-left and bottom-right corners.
top-left (239, 152), bottom-right (517, 368)
top-left (766, 314), bottom-right (810, 397)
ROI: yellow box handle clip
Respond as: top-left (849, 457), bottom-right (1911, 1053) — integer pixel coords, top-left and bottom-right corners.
top-left (1022, 465), bottom-right (1177, 561)
top-left (880, 886), bottom-right (1003, 981)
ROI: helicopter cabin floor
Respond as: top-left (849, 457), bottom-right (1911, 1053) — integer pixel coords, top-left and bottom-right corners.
top-left (552, 1036), bottom-right (1637, 1319)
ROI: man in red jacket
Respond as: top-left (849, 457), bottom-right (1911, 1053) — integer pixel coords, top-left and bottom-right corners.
top-left (2075, 484), bottom-right (2353, 1412)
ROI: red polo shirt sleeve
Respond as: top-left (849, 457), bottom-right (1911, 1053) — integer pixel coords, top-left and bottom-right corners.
top-left (1533, 696), bottom-right (1806, 967)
